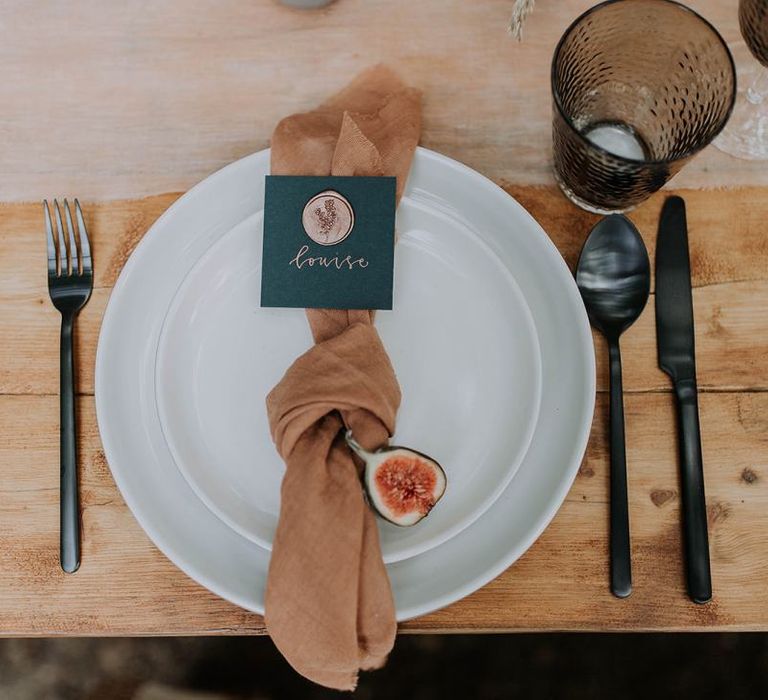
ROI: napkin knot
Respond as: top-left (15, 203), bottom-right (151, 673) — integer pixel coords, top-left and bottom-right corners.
top-left (266, 322), bottom-right (401, 458)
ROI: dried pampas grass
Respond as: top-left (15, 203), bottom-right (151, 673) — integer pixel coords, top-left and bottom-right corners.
top-left (509, 0), bottom-right (536, 40)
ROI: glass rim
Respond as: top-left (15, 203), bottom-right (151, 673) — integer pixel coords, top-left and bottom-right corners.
top-left (550, 0), bottom-right (738, 167)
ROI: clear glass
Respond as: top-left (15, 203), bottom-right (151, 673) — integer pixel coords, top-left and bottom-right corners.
top-left (715, 0), bottom-right (768, 160)
top-left (551, 0), bottom-right (736, 213)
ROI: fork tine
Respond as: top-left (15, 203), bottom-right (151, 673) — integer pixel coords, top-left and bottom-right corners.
top-left (74, 199), bottom-right (92, 275)
top-left (63, 199), bottom-right (80, 274)
top-left (53, 199), bottom-right (70, 275)
top-left (43, 200), bottom-right (58, 276)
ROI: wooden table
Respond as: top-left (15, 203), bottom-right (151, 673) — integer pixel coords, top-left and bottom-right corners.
top-left (1, 0), bottom-right (767, 635)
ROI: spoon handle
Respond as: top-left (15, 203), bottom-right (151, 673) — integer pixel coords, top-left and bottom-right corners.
top-left (608, 338), bottom-right (632, 598)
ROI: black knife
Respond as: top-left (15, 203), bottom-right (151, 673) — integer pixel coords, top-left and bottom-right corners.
top-left (655, 195), bottom-right (711, 604)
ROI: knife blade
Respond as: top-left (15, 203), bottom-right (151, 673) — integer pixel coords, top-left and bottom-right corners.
top-left (655, 195), bottom-right (712, 604)
top-left (656, 196), bottom-right (696, 382)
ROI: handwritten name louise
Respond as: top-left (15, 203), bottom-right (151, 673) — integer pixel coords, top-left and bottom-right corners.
top-left (289, 245), bottom-right (369, 271)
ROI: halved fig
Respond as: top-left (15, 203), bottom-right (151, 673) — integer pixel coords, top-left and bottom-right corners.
top-left (345, 431), bottom-right (446, 527)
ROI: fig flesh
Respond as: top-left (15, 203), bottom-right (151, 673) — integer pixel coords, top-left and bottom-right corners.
top-left (345, 431), bottom-right (446, 527)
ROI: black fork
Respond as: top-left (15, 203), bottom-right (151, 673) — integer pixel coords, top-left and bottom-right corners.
top-left (45, 199), bottom-right (93, 573)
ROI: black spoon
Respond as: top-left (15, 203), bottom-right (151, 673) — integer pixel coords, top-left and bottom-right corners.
top-left (576, 215), bottom-right (650, 599)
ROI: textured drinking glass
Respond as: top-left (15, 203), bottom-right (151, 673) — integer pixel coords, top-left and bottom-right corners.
top-left (551, 0), bottom-right (736, 213)
top-left (716, 0), bottom-right (768, 160)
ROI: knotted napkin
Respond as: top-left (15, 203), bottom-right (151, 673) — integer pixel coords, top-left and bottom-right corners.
top-left (265, 66), bottom-right (422, 690)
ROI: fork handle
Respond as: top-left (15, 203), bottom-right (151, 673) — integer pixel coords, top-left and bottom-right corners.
top-left (60, 313), bottom-right (80, 573)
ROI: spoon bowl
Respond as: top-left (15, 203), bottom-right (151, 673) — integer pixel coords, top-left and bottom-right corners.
top-left (576, 215), bottom-right (651, 340)
top-left (575, 214), bottom-right (650, 599)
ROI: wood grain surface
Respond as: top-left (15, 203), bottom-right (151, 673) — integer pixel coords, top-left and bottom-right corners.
top-left (0, 0), bottom-right (764, 202)
top-left (1, 184), bottom-right (766, 634)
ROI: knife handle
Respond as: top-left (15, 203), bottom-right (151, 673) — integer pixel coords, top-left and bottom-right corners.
top-left (674, 378), bottom-right (711, 604)
top-left (608, 338), bottom-right (632, 598)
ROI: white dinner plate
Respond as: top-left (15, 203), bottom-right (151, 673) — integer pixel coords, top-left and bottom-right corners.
top-left (95, 148), bottom-right (595, 620)
top-left (155, 193), bottom-right (542, 563)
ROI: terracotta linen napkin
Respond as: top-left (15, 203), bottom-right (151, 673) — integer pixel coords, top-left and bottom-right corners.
top-left (265, 66), bottom-right (422, 690)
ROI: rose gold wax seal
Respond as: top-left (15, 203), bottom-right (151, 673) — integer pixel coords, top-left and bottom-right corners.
top-left (302, 190), bottom-right (354, 246)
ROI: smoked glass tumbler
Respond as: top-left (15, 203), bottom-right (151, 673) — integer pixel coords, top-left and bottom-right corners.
top-left (551, 0), bottom-right (736, 213)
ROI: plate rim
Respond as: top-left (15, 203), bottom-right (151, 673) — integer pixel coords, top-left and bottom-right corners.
top-left (95, 146), bottom-right (595, 621)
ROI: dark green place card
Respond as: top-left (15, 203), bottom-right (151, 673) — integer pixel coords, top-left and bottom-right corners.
top-left (260, 176), bottom-right (396, 310)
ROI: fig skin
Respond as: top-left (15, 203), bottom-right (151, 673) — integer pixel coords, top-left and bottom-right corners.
top-left (345, 431), bottom-right (447, 527)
